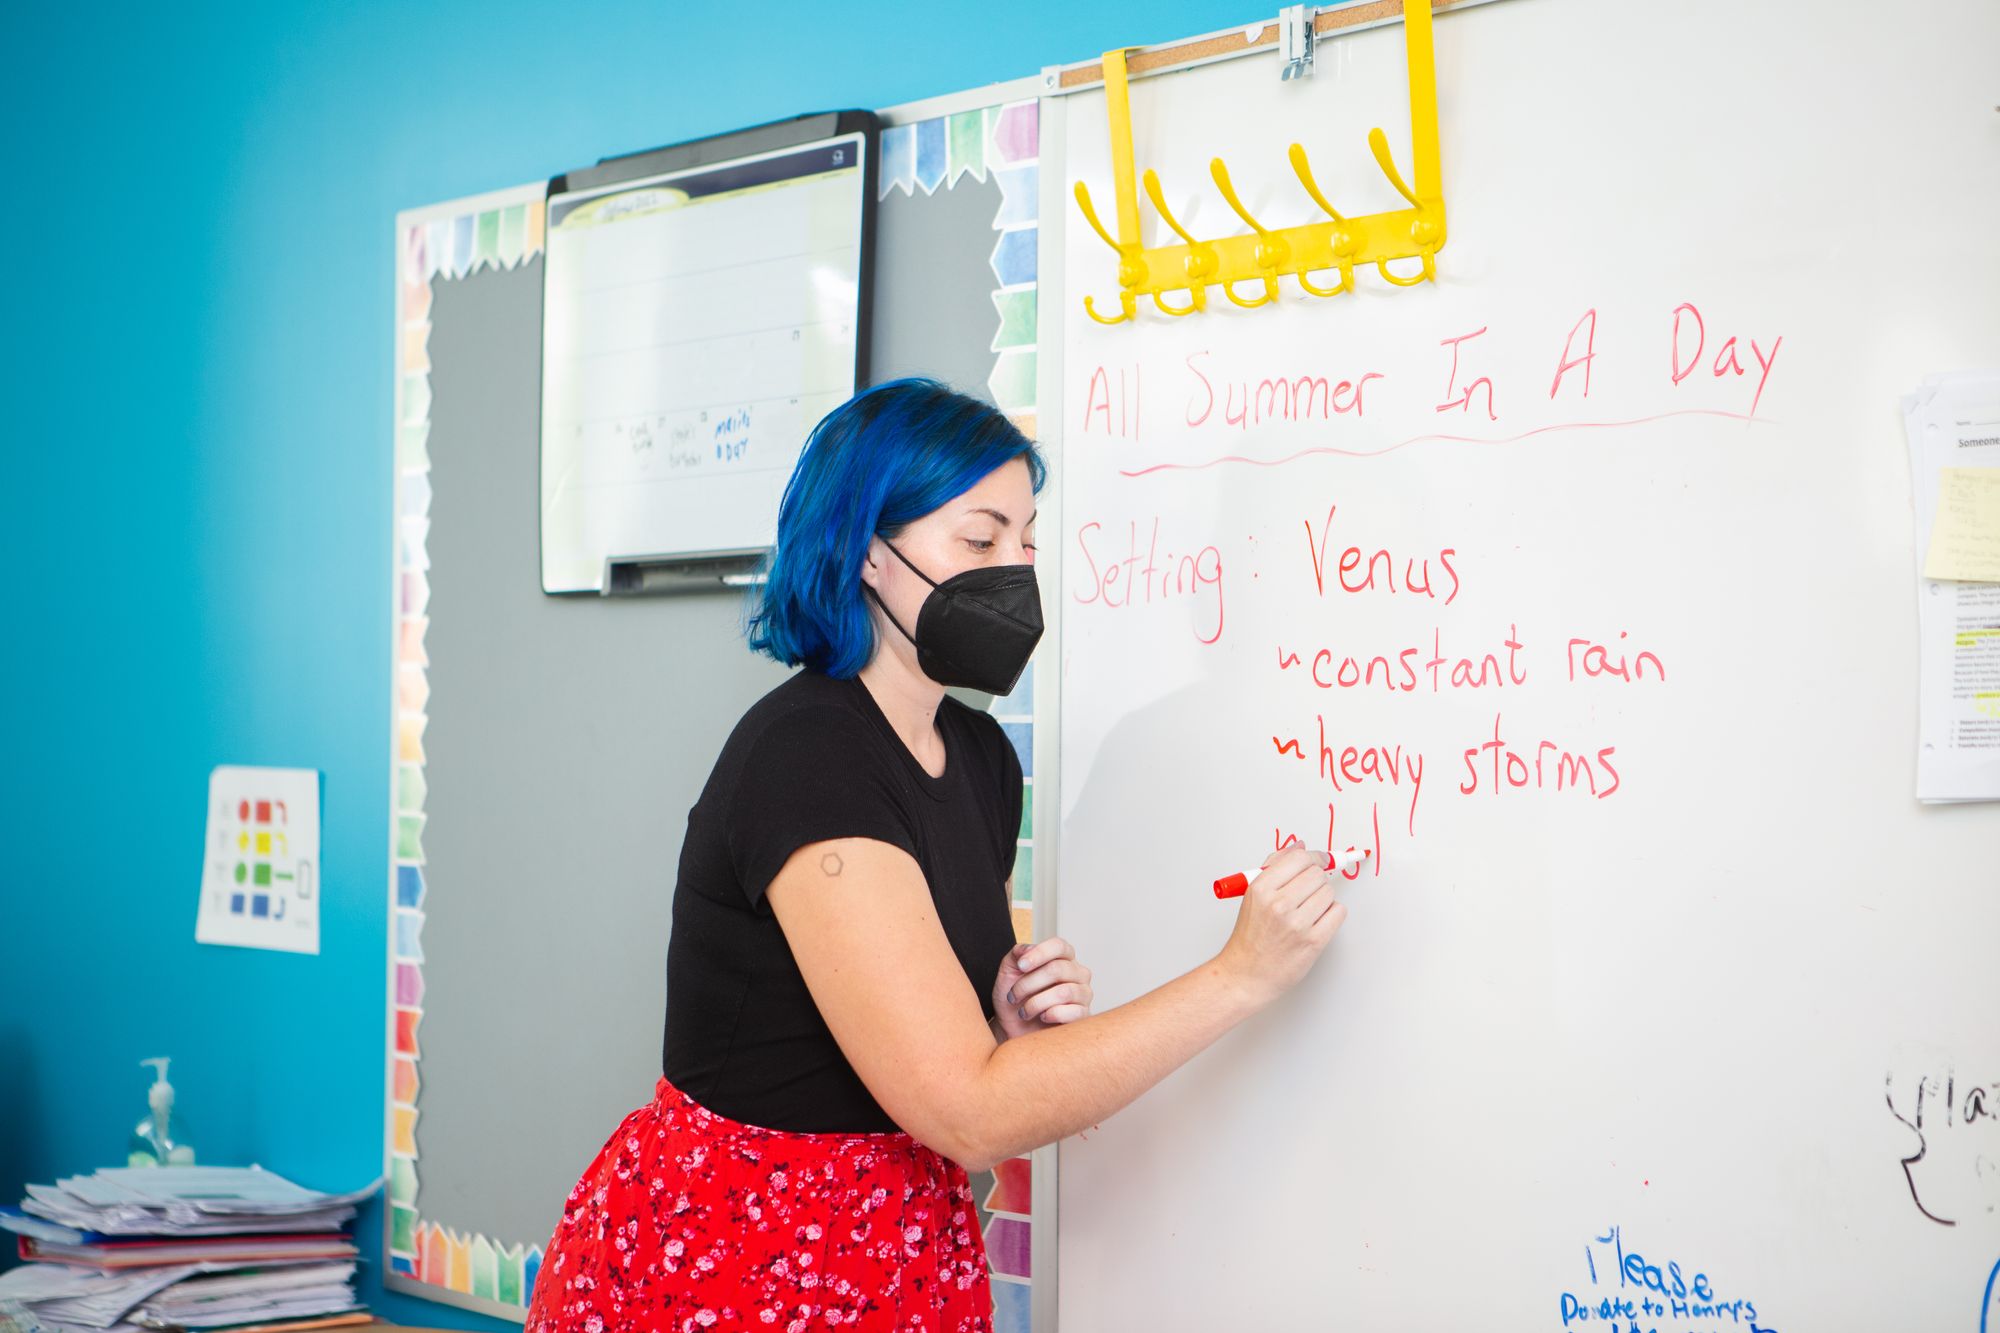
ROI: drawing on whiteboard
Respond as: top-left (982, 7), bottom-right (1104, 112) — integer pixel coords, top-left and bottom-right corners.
top-left (1884, 1065), bottom-right (2000, 1227)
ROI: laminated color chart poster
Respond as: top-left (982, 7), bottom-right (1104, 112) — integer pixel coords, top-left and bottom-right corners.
top-left (196, 766), bottom-right (321, 954)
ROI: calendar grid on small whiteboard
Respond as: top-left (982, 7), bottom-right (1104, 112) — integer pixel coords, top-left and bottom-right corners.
top-left (539, 133), bottom-right (870, 592)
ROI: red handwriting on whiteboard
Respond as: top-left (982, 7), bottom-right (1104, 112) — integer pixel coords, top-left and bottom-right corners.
top-left (1436, 326), bottom-right (1497, 419)
top-left (1566, 633), bottom-right (1666, 683)
top-left (1081, 363), bottom-right (1141, 439)
top-left (1284, 714), bottom-right (1427, 834)
top-left (1670, 303), bottom-right (1783, 417)
top-left (1273, 802), bottom-right (1383, 879)
top-left (1303, 504), bottom-right (1461, 603)
top-left (1550, 308), bottom-right (1598, 401)
top-left (1071, 518), bottom-right (1225, 643)
top-left (1183, 351), bottom-right (1384, 429)
top-left (1456, 713), bottom-right (1621, 799)
top-left (1277, 625), bottom-right (1528, 693)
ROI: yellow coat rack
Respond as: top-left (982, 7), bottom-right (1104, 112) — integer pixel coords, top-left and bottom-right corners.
top-left (1075, 0), bottom-right (1445, 323)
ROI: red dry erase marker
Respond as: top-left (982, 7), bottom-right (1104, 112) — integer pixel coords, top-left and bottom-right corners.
top-left (1212, 848), bottom-right (1368, 898)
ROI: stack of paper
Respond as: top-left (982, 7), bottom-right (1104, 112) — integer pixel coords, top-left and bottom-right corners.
top-left (0, 1168), bottom-right (378, 1333)
top-left (1903, 371), bottom-right (2000, 802)
top-left (8, 1169), bottom-right (373, 1240)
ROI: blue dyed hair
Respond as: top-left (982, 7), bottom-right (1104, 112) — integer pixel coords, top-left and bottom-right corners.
top-left (747, 378), bottom-right (1046, 678)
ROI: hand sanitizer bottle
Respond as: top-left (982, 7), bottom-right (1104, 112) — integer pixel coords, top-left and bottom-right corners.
top-left (128, 1057), bottom-right (195, 1167)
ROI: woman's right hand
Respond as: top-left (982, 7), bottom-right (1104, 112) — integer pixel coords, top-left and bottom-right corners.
top-left (1214, 845), bottom-right (1349, 1007)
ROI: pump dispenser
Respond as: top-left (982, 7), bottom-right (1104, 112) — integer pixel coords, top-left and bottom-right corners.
top-left (128, 1057), bottom-right (195, 1167)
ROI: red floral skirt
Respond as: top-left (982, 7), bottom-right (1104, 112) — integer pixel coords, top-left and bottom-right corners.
top-left (524, 1076), bottom-right (993, 1333)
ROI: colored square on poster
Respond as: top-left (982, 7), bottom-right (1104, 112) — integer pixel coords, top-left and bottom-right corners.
top-left (230, 893), bottom-right (245, 914)
top-left (253, 863), bottom-right (271, 886)
top-left (251, 894), bottom-right (269, 918)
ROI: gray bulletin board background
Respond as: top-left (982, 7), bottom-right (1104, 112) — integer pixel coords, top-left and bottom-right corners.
top-left (400, 107), bottom-right (1028, 1310)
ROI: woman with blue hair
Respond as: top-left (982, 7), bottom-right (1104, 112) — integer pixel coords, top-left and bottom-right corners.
top-left (526, 379), bottom-right (1344, 1333)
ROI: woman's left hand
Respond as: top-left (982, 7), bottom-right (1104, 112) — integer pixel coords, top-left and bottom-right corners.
top-left (992, 936), bottom-right (1094, 1040)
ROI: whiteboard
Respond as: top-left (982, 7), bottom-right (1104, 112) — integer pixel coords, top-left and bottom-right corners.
top-left (1049, 0), bottom-right (2000, 1327)
top-left (539, 133), bottom-right (869, 592)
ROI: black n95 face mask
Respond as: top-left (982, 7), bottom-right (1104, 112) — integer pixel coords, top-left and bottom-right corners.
top-left (864, 539), bottom-right (1044, 696)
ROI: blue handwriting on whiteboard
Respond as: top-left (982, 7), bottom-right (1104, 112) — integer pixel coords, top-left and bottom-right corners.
top-left (712, 407), bottom-right (752, 464)
top-left (1559, 1224), bottom-right (1774, 1331)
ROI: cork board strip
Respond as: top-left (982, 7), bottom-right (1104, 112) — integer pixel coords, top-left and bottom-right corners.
top-left (1056, 0), bottom-right (1474, 89)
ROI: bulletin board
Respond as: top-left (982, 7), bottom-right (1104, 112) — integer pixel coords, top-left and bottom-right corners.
top-left (383, 87), bottom-right (1052, 1328)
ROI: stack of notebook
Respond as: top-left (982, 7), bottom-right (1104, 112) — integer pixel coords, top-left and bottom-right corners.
top-left (0, 1167), bottom-right (378, 1333)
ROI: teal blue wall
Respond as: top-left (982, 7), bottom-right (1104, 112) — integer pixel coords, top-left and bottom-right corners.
top-left (0, 3), bottom-right (1244, 1326)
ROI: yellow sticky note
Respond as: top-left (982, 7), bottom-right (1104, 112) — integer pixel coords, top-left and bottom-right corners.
top-left (1924, 467), bottom-right (2000, 582)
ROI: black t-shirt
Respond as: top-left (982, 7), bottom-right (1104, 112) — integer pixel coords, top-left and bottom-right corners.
top-left (661, 669), bottom-right (1022, 1133)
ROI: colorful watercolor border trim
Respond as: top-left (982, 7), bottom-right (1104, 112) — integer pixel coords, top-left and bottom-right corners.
top-left (387, 186), bottom-right (546, 1307)
top-left (885, 98), bottom-right (1044, 1333)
